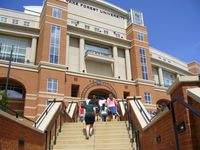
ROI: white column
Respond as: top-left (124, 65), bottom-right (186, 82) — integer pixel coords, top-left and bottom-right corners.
top-left (66, 34), bottom-right (70, 67)
top-left (30, 37), bottom-right (37, 64)
top-left (113, 46), bottom-right (118, 78)
top-left (79, 37), bottom-right (86, 73)
top-left (158, 67), bottom-right (164, 86)
top-left (125, 49), bottom-right (132, 80)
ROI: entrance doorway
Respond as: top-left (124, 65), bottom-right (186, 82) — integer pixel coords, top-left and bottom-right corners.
top-left (88, 89), bottom-right (111, 99)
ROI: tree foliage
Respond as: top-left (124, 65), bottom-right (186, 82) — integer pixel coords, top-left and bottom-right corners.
top-left (0, 92), bottom-right (8, 111)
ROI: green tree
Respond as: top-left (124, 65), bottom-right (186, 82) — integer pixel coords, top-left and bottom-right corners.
top-left (0, 92), bottom-right (8, 111)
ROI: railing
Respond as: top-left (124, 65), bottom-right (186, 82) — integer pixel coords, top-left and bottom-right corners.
top-left (133, 97), bottom-right (151, 124)
top-left (85, 50), bottom-right (113, 58)
top-left (35, 100), bottom-right (55, 128)
top-left (121, 99), bottom-right (141, 150)
top-left (0, 99), bottom-right (67, 150)
top-left (68, 101), bottom-right (79, 122)
top-left (0, 102), bottom-right (36, 124)
top-left (170, 97), bottom-right (200, 150)
top-left (44, 100), bottom-right (67, 150)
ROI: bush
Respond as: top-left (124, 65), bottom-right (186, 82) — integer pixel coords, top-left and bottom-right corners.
top-left (0, 92), bottom-right (8, 111)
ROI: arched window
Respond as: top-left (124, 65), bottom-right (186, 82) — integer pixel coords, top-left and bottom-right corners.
top-left (0, 79), bottom-right (25, 100)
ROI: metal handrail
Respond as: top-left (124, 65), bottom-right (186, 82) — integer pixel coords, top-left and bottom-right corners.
top-left (35, 99), bottom-right (56, 128)
top-left (121, 99), bottom-right (140, 150)
top-left (173, 97), bottom-right (200, 118)
top-left (170, 96), bottom-right (200, 150)
top-left (133, 97), bottom-right (151, 123)
top-left (67, 101), bottom-right (74, 114)
top-left (45, 100), bottom-right (67, 150)
top-left (0, 102), bottom-right (35, 124)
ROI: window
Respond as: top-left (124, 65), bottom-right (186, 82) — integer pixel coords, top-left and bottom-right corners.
top-left (47, 79), bottom-right (58, 93)
top-left (0, 17), bottom-right (7, 23)
top-left (95, 27), bottom-right (101, 32)
top-left (0, 35), bottom-right (29, 63)
top-left (71, 20), bottom-right (79, 26)
top-left (85, 43), bottom-right (112, 57)
top-left (12, 19), bottom-right (18, 25)
top-left (24, 21), bottom-right (30, 27)
top-left (137, 32), bottom-right (144, 41)
top-left (144, 92), bottom-right (152, 104)
top-left (71, 84), bottom-right (79, 97)
top-left (123, 92), bottom-right (130, 99)
top-left (85, 25), bottom-right (90, 30)
top-left (163, 71), bottom-right (175, 87)
top-left (52, 8), bottom-right (62, 18)
top-left (104, 30), bottom-right (108, 35)
top-left (128, 9), bottom-right (144, 26)
top-left (140, 48), bottom-right (149, 80)
top-left (116, 33), bottom-right (120, 38)
top-left (49, 25), bottom-right (60, 64)
top-left (0, 83), bottom-right (24, 99)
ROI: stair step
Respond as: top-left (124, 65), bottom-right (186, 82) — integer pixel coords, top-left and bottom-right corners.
top-left (53, 121), bottom-right (133, 150)
top-left (57, 138), bottom-right (131, 144)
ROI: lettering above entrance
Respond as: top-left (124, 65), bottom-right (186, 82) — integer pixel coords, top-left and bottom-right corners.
top-left (81, 80), bottom-right (117, 99)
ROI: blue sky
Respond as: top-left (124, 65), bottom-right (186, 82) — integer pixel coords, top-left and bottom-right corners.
top-left (0, 0), bottom-right (200, 63)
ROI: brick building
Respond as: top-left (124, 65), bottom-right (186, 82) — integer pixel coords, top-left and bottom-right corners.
top-left (0, 0), bottom-right (199, 121)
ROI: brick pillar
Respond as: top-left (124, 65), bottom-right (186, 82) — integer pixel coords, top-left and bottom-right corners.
top-left (36, 0), bottom-right (68, 65)
top-left (35, 0), bottom-right (68, 116)
top-left (126, 24), bottom-right (152, 81)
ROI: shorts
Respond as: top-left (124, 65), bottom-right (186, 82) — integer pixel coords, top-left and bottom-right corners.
top-left (79, 115), bottom-right (85, 121)
top-left (95, 107), bottom-right (100, 113)
top-left (85, 114), bottom-right (95, 125)
top-left (109, 106), bottom-right (117, 115)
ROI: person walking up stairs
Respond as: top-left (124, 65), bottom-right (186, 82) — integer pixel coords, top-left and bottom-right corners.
top-left (53, 121), bottom-right (134, 150)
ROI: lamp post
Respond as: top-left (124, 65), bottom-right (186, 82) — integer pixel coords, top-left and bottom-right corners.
top-left (5, 45), bottom-right (14, 96)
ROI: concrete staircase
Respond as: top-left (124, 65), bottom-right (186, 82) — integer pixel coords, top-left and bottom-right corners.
top-left (53, 121), bottom-right (134, 150)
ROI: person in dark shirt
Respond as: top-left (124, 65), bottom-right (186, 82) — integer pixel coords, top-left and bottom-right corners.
top-left (84, 100), bottom-right (96, 140)
top-left (90, 95), bottom-right (100, 121)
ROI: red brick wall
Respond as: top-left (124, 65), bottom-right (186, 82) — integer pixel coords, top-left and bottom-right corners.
top-left (188, 95), bottom-right (200, 150)
top-left (0, 112), bottom-right (45, 150)
top-left (139, 112), bottom-right (175, 150)
top-left (136, 81), bottom-right (200, 150)
top-left (126, 24), bottom-right (153, 80)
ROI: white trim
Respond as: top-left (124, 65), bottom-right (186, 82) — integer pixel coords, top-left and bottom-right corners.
top-left (67, 28), bottom-right (131, 49)
top-left (47, 2), bottom-right (68, 11)
top-left (46, 15), bottom-right (67, 22)
top-left (187, 88), bottom-right (200, 103)
top-left (167, 76), bottom-right (199, 94)
top-left (45, 21), bottom-right (67, 28)
top-left (24, 106), bottom-right (37, 109)
top-left (92, 0), bottom-right (128, 15)
top-left (0, 27), bottom-right (39, 37)
top-left (126, 28), bottom-right (147, 36)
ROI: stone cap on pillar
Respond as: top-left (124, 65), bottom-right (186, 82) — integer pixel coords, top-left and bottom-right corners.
top-left (167, 75), bottom-right (200, 94)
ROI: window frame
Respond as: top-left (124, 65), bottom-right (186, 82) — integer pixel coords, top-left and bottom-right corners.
top-left (144, 92), bottom-right (152, 104)
top-left (52, 7), bottom-right (62, 19)
top-left (140, 47), bottom-right (149, 80)
top-left (49, 25), bottom-right (61, 64)
top-left (47, 78), bottom-right (58, 93)
top-left (12, 19), bottom-right (19, 25)
top-left (24, 21), bottom-right (30, 27)
top-left (0, 17), bottom-right (7, 23)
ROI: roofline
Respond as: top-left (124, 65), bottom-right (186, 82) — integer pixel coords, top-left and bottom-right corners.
top-left (88, 0), bottom-right (128, 15)
top-left (0, 8), bottom-right (40, 17)
top-left (149, 46), bottom-right (188, 66)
